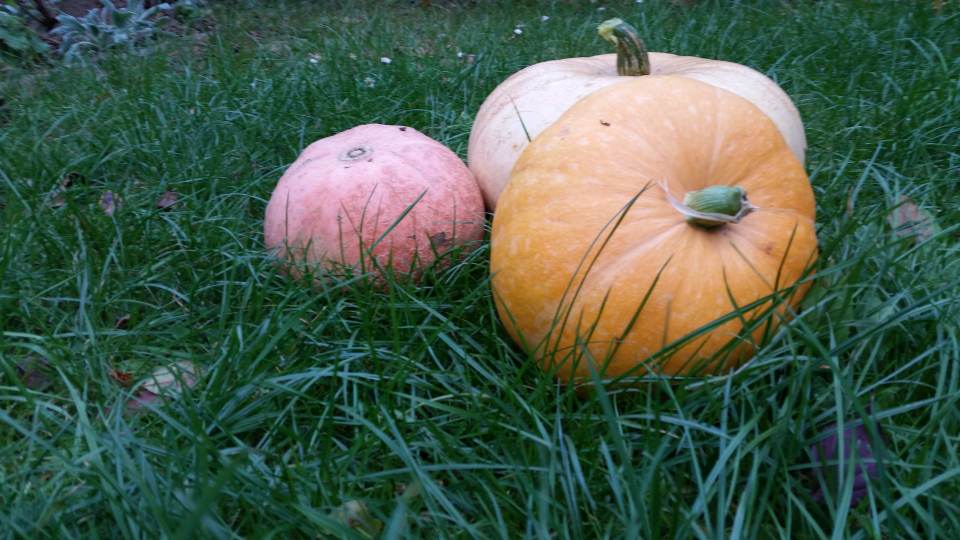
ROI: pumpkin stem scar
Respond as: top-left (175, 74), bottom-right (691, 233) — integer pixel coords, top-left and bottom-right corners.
top-left (597, 18), bottom-right (651, 77)
top-left (659, 180), bottom-right (758, 229)
top-left (339, 145), bottom-right (373, 161)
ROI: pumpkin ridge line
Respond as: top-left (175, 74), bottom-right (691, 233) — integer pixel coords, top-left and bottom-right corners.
top-left (566, 221), bottom-right (685, 290)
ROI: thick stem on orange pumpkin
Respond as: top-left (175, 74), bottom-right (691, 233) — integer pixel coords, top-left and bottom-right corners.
top-left (661, 182), bottom-right (756, 229)
top-left (597, 18), bottom-right (651, 77)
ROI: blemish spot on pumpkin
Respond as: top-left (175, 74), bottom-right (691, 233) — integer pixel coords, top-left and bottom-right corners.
top-left (429, 231), bottom-right (452, 247)
top-left (599, 120), bottom-right (611, 126)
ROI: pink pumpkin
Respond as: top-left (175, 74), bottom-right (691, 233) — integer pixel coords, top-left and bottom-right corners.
top-left (264, 124), bottom-right (485, 279)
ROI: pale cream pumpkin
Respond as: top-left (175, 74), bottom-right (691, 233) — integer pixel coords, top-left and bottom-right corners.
top-left (490, 76), bottom-right (818, 381)
top-left (469, 19), bottom-right (807, 210)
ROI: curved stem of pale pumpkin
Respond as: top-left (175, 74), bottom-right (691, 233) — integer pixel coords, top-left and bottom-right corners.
top-left (660, 182), bottom-right (757, 229)
top-left (597, 18), bottom-right (651, 77)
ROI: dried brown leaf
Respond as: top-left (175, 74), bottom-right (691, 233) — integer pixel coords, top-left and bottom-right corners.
top-left (115, 314), bottom-right (131, 329)
top-left (329, 500), bottom-right (383, 536)
top-left (99, 191), bottom-right (119, 216)
top-left (48, 173), bottom-right (87, 209)
top-left (109, 368), bottom-right (134, 387)
top-left (60, 172), bottom-right (85, 189)
top-left (126, 390), bottom-right (162, 414)
top-left (14, 356), bottom-right (53, 391)
top-left (142, 361), bottom-right (202, 397)
top-left (121, 361), bottom-right (203, 415)
top-left (48, 189), bottom-right (66, 209)
top-left (888, 196), bottom-right (937, 242)
top-left (156, 190), bottom-right (179, 210)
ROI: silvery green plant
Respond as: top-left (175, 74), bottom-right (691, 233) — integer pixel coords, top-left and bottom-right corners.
top-left (51, 0), bottom-right (172, 64)
top-left (0, 5), bottom-right (49, 57)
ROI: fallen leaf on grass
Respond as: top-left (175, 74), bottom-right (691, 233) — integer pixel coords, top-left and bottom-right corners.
top-left (808, 410), bottom-right (885, 507)
top-left (887, 196), bottom-right (937, 242)
top-left (47, 173), bottom-right (88, 209)
top-left (14, 356), bottom-right (53, 391)
top-left (156, 191), bottom-right (179, 210)
top-left (845, 189), bottom-right (856, 217)
top-left (123, 361), bottom-right (203, 415)
top-left (114, 314), bottom-right (131, 329)
top-left (99, 191), bottom-right (119, 216)
top-left (108, 368), bottom-right (134, 387)
top-left (60, 172), bottom-right (85, 189)
top-left (329, 500), bottom-right (383, 537)
top-left (48, 189), bottom-right (66, 209)
top-left (142, 361), bottom-right (202, 398)
top-left (49, 193), bottom-right (66, 208)
top-left (126, 390), bottom-right (163, 413)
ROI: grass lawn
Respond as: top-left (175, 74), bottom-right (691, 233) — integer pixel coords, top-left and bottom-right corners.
top-left (1, 0), bottom-right (958, 537)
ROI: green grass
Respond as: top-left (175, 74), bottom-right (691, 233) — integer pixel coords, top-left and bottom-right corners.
top-left (1, 0), bottom-right (959, 537)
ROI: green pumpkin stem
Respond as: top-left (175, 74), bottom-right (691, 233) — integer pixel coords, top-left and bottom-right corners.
top-left (597, 18), bottom-right (651, 77)
top-left (660, 182), bottom-right (756, 229)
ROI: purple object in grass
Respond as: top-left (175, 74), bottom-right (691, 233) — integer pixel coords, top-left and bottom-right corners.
top-left (809, 413), bottom-right (883, 507)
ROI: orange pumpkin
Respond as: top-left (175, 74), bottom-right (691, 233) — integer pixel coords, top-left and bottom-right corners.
top-left (490, 76), bottom-right (818, 381)
top-left (264, 124), bottom-right (484, 280)
top-left (469, 19), bottom-right (806, 210)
